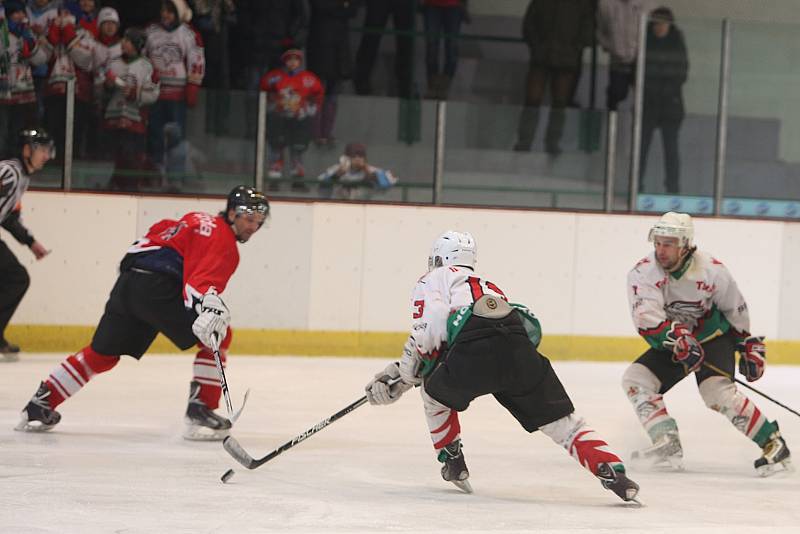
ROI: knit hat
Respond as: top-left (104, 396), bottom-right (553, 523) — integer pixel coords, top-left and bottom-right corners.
top-left (123, 27), bottom-right (147, 54)
top-left (651, 7), bottom-right (675, 23)
top-left (98, 7), bottom-right (120, 26)
top-left (344, 142), bottom-right (367, 159)
top-left (281, 48), bottom-right (304, 63)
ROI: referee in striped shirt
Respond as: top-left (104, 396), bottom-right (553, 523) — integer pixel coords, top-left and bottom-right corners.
top-left (0, 128), bottom-right (53, 360)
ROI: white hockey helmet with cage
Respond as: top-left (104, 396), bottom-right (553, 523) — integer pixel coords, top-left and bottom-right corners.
top-left (648, 212), bottom-right (694, 248)
top-left (428, 231), bottom-right (477, 271)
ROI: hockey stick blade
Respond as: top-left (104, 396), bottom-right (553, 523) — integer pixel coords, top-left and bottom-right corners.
top-left (223, 436), bottom-right (258, 469)
top-left (230, 389), bottom-right (250, 424)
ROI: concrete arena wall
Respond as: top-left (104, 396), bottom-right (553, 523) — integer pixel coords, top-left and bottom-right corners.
top-left (6, 191), bottom-right (800, 361)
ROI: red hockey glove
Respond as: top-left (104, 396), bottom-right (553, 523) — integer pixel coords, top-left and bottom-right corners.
top-left (61, 23), bottom-right (77, 45)
top-left (664, 323), bottom-right (704, 373)
top-left (737, 335), bottom-right (766, 382)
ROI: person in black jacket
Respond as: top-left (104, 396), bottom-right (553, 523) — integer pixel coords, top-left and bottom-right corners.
top-left (512, 0), bottom-right (594, 155)
top-left (307, 0), bottom-right (360, 147)
top-left (639, 7), bottom-right (689, 194)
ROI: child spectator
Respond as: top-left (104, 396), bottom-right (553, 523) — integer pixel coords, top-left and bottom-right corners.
top-left (145, 0), bottom-right (204, 180)
top-left (0, 1), bottom-right (49, 156)
top-left (260, 48), bottom-right (323, 192)
top-left (26, 0), bottom-right (59, 122)
top-left (317, 141), bottom-right (397, 199)
top-left (101, 27), bottom-right (160, 191)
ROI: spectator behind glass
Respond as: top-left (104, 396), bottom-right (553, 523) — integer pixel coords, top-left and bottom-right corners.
top-left (43, 0), bottom-right (107, 162)
top-left (26, 0), bottom-right (59, 123)
top-left (639, 7), bottom-right (688, 194)
top-left (420, 0), bottom-right (468, 101)
top-left (512, 0), bottom-right (593, 156)
top-left (597, 0), bottom-right (654, 111)
top-left (260, 49), bottom-right (324, 193)
top-left (307, 0), bottom-right (360, 149)
top-left (0, 1), bottom-right (49, 156)
top-left (102, 28), bottom-right (160, 191)
top-left (145, 0), bottom-right (205, 188)
top-left (353, 0), bottom-right (414, 98)
top-left (318, 141), bottom-right (398, 199)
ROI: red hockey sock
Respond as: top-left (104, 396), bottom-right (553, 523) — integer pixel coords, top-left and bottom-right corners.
top-left (192, 328), bottom-right (232, 409)
top-left (568, 428), bottom-right (623, 476)
top-left (45, 346), bottom-right (120, 408)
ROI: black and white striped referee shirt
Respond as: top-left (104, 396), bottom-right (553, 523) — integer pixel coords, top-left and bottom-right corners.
top-left (0, 158), bottom-right (30, 224)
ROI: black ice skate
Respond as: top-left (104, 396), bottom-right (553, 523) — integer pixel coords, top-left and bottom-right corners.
top-left (597, 462), bottom-right (641, 504)
top-left (755, 424), bottom-right (792, 477)
top-left (184, 381), bottom-right (232, 441)
top-left (15, 381), bottom-right (61, 432)
top-left (438, 439), bottom-right (473, 494)
top-left (631, 431), bottom-right (684, 471)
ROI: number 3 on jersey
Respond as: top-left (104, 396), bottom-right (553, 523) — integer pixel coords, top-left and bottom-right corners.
top-left (467, 276), bottom-right (507, 302)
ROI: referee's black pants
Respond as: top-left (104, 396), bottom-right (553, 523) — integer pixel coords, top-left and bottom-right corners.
top-left (0, 239), bottom-right (30, 344)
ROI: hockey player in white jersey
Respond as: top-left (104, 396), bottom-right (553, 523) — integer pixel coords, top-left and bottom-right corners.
top-left (365, 231), bottom-right (640, 502)
top-left (623, 212), bottom-right (791, 475)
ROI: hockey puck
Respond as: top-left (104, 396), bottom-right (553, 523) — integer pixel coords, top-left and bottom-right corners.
top-left (221, 469), bottom-right (235, 483)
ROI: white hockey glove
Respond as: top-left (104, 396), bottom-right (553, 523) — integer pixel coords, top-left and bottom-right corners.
top-left (365, 362), bottom-right (413, 405)
top-left (398, 336), bottom-right (423, 386)
top-left (192, 290), bottom-right (230, 349)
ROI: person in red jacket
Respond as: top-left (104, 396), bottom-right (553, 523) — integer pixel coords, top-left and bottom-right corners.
top-left (260, 48), bottom-right (324, 192)
top-left (16, 186), bottom-right (269, 441)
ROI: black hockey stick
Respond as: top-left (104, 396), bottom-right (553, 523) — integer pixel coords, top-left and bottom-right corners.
top-left (223, 394), bottom-right (369, 470)
top-left (703, 361), bottom-right (800, 418)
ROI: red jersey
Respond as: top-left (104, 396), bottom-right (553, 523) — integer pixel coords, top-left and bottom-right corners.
top-left (259, 68), bottom-right (324, 119)
top-left (126, 212), bottom-right (239, 308)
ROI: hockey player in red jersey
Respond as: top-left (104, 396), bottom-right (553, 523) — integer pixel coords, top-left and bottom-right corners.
top-left (16, 186), bottom-right (269, 441)
top-left (623, 212), bottom-right (791, 475)
top-left (364, 231), bottom-right (640, 502)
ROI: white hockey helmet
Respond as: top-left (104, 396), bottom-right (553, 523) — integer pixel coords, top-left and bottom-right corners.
top-left (648, 211), bottom-right (694, 248)
top-left (428, 231), bottom-right (477, 271)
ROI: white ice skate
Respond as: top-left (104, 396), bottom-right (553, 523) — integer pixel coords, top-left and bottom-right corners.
top-left (631, 432), bottom-right (684, 471)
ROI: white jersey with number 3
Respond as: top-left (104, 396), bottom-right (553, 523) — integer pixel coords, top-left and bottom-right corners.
top-left (409, 266), bottom-right (507, 356)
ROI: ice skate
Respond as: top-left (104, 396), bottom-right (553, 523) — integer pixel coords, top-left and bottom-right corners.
top-left (184, 381), bottom-right (231, 441)
top-left (597, 462), bottom-right (641, 504)
top-left (755, 425), bottom-right (792, 477)
top-left (15, 382), bottom-right (61, 432)
top-left (0, 341), bottom-right (20, 362)
top-left (631, 431), bottom-right (684, 471)
top-left (438, 439), bottom-right (473, 494)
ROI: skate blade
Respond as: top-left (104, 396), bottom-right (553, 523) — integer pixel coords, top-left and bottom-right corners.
top-left (450, 479), bottom-right (473, 494)
top-left (183, 425), bottom-right (230, 442)
top-left (1, 353), bottom-right (20, 363)
top-left (14, 418), bottom-right (56, 432)
top-left (757, 458), bottom-right (794, 477)
top-left (631, 450), bottom-right (684, 471)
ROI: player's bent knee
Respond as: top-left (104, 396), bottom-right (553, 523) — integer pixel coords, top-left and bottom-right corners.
top-left (539, 413), bottom-right (583, 445)
top-left (698, 376), bottom-right (736, 411)
top-left (621, 362), bottom-right (661, 394)
top-left (84, 346), bottom-right (121, 373)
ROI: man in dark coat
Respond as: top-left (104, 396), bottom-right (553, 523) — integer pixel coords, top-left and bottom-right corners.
top-left (512, 0), bottom-right (594, 155)
top-left (639, 6), bottom-right (688, 194)
top-left (307, 0), bottom-right (360, 147)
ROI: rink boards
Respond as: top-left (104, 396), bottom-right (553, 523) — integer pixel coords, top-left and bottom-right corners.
top-left (6, 191), bottom-right (800, 361)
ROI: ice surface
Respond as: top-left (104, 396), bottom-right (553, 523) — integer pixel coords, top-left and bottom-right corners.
top-left (2, 355), bottom-right (799, 533)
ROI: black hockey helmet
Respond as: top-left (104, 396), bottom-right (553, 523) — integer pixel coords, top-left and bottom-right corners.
top-left (18, 127), bottom-right (56, 159)
top-left (123, 27), bottom-right (147, 54)
top-left (226, 185), bottom-right (269, 220)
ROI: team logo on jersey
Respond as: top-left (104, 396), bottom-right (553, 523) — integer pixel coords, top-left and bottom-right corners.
top-left (665, 300), bottom-right (704, 325)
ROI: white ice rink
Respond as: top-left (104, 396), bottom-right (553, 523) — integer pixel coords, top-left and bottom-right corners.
top-left (2, 354), bottom-right (799, 533)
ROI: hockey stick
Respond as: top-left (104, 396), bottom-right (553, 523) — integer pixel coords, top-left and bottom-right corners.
top-left (223, 393), bottom-right (370, 470)
top-left (703, 361), bottom-right (800, 418)
top-left (209, 332), bottom-right (234, 418)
